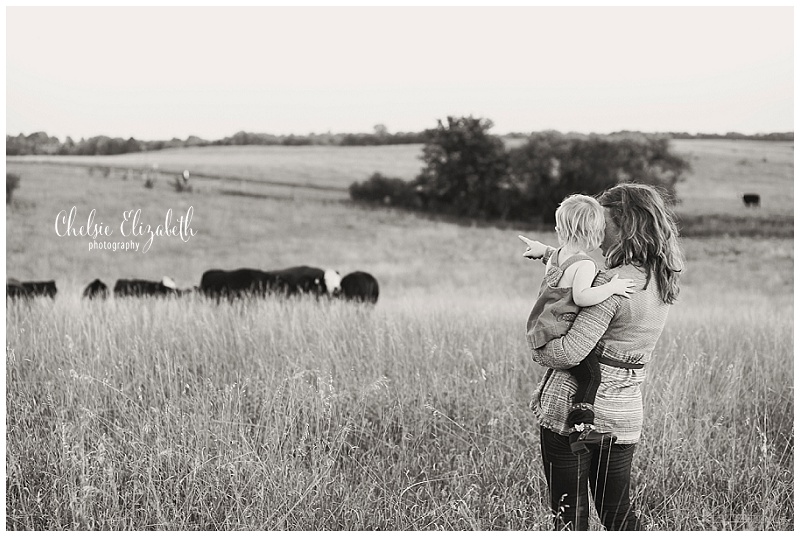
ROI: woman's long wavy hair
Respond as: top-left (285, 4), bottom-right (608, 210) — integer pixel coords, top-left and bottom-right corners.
top-left (599, 183), bottom-right (684, 304)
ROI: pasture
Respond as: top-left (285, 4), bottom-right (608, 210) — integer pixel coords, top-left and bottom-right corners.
top-left (5, 139), bottom-right (794, 530)
top-left (9, 137), bottom-right (793, 217)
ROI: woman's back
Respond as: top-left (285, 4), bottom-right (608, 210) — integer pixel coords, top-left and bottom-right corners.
top-left (594, 265), bottom-right (670, 365)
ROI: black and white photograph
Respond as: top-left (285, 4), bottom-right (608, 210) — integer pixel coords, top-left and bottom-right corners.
top-left (5, 5), bottom-right (793, 531)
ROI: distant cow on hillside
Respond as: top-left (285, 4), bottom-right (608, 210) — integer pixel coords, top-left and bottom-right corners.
top-left (340, 271), bottom-right (379, 304)
top-left (7, 279), bottom-right (57, 299)
top-left (201, 266), bottom-right (341, 299)
top-left (114, 276), bottom-right (179, 297)
top-left (742, 193), bottom-right (760, 207)
top-left (83, 279), bottom-right (109, 300)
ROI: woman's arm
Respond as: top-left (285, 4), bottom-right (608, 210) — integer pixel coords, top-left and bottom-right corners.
top-left (529, 273), bottom-right (622, 369)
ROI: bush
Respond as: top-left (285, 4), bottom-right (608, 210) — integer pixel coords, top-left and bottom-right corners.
top-left (349, 173), bottom-right (418, 208)
top-left (7, 173), bottom-right (20, 204)
top-left (506, 132), bottom-right (690, 222)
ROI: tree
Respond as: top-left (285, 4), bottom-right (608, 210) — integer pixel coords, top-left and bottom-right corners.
top-left (414, 116), bottom-right (509, 218)
top-left (373, 124), bottom-right (389, 138)
top-left (124, 137), bottom-right (142, 154)
top-left (59, 136), bottom-right (76, 155)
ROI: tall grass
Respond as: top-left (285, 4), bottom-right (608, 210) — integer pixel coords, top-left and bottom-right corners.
top-left (6, 288), bottom-right (792, 530)
top-left (5, 150), bottom-right (793, 529)
top-left (638, 293), bottom-right (793, 530)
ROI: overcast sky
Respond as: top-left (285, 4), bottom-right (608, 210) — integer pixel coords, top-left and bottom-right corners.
top-left (6, 6), bottom-right (794, 141)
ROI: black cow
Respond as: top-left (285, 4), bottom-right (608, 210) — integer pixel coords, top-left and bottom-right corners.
top-left (340, 271), bottom-right (379, 304)
top-left (7, 279), bottom-right (57, 299)
top-left (83, 279), bottom-right (109, 300)
top-left (743, 193), bottom-right (760, 207)
top-left (26, 280), bottom-right (57, 298)
top-left (201, 266), bottom-right (341, 299)
top-left (200, 268), bottom-right (282, 299)
top-left (114, 276), bottom-right (179, 297)
top-left (7, 278), bottom-right (30, 299)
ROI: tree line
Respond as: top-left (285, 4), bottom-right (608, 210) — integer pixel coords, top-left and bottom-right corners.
top-left (4, 127), bottom-right (427, 156)
top-left (350, 117), bottom-right (692, 223)
top-left (6, 126), bottom-right (791, 157)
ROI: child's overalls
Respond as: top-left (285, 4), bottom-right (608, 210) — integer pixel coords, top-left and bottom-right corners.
top-left (527, 248), bottom-right (597, 349)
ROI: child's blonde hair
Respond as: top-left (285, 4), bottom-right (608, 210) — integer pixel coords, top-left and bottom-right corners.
top-left (554, 194), bottom-right (605, 251)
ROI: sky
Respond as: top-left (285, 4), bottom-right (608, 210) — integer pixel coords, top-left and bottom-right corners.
top-left (5, 6), bottom-right (795, 141)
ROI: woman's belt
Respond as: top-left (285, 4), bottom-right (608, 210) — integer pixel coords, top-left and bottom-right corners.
top-left (590, 348), bottom-right (645, 370)
top-left (598, 356), bottom-right (644, 369)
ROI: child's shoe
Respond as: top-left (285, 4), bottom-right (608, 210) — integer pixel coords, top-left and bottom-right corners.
top-left (569, 424), bottom-right (616, 454)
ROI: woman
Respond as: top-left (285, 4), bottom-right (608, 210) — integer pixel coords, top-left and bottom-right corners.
top-left (524, 183), bottom-right (684, 531)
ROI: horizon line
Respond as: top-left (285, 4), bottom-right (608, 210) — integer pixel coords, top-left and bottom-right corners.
top-left (7, 129), bottom-right (795, 142)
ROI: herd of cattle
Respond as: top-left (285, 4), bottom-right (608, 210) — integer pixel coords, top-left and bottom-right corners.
top-left (7, 266), bottom-right (380, 304)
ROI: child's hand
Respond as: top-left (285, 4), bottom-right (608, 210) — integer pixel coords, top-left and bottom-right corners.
top-left (607, 274), bottom-right (636, 298)
top-left (518, 235), bottom-right (548, 259)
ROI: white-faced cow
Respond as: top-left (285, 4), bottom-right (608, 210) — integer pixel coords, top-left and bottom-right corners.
top-left (114, 276), bottom-right (179, 297)
top-left (7, 279), bottom-right (57, 299)
top-left (83, 279), bottom-right (109, 300)
top-left (742, 193), bottom-right (760, 207)
top-left (201, 266), bottom-right (341, 299)
top-left (271, 266), bottom-right (341, 297)
top-left (340, 271), bottom-right (379, 304)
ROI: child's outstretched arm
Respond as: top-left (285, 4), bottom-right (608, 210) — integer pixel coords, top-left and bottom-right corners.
top-left (572, 261), bottom-right (636, 307)
top-left (518, 235), bottom-right (555, 262)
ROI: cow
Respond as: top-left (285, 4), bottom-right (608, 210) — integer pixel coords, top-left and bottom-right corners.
top-left (83, 279), bottom-right (109, 300)
top-left (270, 266), bottom-right (341, 297)
top-left (743, 193), bottom-right (760, 207)
top-left (25, 280), bottom-right (57, 298)
top-left (340, 271), bottom-right (379, 304)
top-left (114, 276), bottom-right (179, 297)
top-left (7, 278), bottom-right (30, 299)
top-left (7, 279), bottom-right (57, 299)
top-left (200, 268), bottom-right (283, 299)
top-left (200, 266), bottom-right (341, 299)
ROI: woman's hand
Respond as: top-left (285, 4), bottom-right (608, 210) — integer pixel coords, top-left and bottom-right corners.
top-left (519, 235), bottom-right (549, 259)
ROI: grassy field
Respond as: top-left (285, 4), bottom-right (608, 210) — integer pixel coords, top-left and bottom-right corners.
top-left (669, 139), bottom-right (793, 237)
top-left (5, 139), bottom-right (794, 530)
top-left (6, 143), bottom-right (424, 194)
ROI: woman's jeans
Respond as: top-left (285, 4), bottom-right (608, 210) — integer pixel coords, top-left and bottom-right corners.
top-left (539, 427), bottom-right (641, 530)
